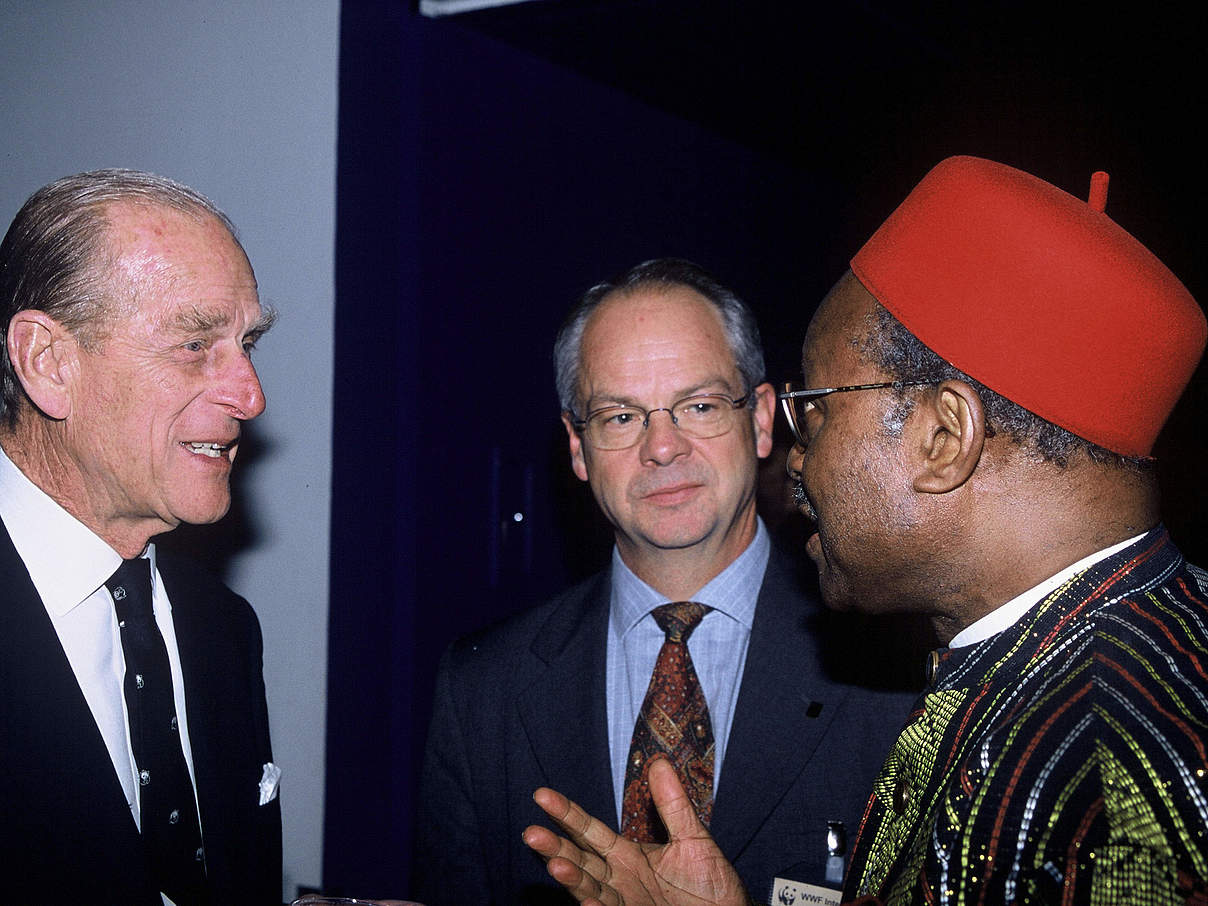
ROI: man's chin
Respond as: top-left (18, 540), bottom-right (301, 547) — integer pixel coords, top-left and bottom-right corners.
top-left (816, 576), bottom-right (858, 613)
top-left (172, 494), bottom-right (233, 528)
top-left (807, 539), bottom-right (857, 612)
top-left (646, 531), bottom-right (713, 551)
top-left (631, 513), bottom-right (718, 551)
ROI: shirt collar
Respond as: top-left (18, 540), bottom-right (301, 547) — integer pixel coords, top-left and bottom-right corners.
top-left (0, 445), bottom-right (152, 617)
top-left (948, 531), bottom-right (1146, 648)
top-left (610, 518), bottom-right (770, 637)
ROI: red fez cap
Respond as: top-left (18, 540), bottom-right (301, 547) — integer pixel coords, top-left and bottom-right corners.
top-left (851, 156), bottom-right (1206, 457)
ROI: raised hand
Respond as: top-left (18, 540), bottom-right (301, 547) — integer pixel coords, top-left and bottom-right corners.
top-left (523, 756), bottom-right (749, 906)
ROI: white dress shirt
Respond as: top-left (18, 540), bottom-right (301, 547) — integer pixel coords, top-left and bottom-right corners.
top-left (949, 532), bottom-right (1145, 648)
top-left (0, 446), bottom-right (201, 838)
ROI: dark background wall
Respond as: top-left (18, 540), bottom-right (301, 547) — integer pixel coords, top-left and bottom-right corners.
top-left (326, 1), bottom-right (1208, 894)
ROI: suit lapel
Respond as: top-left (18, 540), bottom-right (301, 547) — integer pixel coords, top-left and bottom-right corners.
top-left (160, 561), bottom-right (223, 819)
top-left (159, 557), bottom-right (261, 890)
top-left (0, 519), bottom-right (141, 824)
top-left (0, 517), bottom-right (154, 898)
top-left (516, 573), bottom-right (618, 825)
top-left (710, 552), bottom-right (850, 860)
top-left (154, 554), bottom-right (279, 903)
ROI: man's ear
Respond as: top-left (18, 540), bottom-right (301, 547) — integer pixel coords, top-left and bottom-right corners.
top-left (910, 379), bottom-right (986, 494)
top-left (750, 382), bottom-right (776, 459)
top-left (561, 412), bottom-right (590, 483)
top-left (6, 310), bottom-right (77, 420)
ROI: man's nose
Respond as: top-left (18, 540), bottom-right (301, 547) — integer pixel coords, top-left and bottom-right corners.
top-left (212, 349), bottom-right (267, 420)
top-left (785, 440), bottom-right (805, 479)
top-left (639, 409), bottom-right (691, 464)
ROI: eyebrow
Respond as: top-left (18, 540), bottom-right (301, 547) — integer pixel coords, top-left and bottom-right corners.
top-left (588, 377), bottom-right (740, 409)
top-left (246, 306), bottom-right (278, 342)
top-left (168, 304), bottom-right (278, 341)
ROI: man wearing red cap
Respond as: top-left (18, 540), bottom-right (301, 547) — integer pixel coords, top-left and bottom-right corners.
top-left (519, 156), bottom-right (1208, 905)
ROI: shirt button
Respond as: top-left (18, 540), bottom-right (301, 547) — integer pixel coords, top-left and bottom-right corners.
top-left (169, 809), bottom-right (180, 825)
top-left (139, 769), bottom-right (151, 786)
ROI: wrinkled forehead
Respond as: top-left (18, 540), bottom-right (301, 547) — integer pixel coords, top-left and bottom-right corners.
top-left (95, 203), bottom-right (261, 333)
top-left (104, 200), bottom-right (250, 270)
top-left (107, 202), bottom-right (254, 285)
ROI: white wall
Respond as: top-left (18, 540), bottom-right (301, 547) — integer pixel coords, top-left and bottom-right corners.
top-left (0, 0), bottom-right (339, 896)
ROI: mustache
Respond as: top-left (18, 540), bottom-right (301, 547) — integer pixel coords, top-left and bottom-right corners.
top-left (792, 479), bottom-right (818, 523)
top-left (792, 481), bottom-right (807, 508)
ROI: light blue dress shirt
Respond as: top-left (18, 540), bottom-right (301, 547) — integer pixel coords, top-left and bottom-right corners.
top-left (606, 518), bottom-right (771, 825)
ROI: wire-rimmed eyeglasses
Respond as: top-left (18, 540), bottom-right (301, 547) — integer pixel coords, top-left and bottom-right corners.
top-left (777, 380), bottom-right (938, 447)
top-left (570, 392), bottom-right (750, 450)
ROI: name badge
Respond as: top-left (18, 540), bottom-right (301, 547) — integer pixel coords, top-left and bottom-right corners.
top-left (770, 879), bottom-right (841, 906)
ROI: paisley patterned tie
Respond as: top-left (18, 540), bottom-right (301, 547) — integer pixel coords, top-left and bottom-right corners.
top-left (621, 601), bottom-right (715, 842)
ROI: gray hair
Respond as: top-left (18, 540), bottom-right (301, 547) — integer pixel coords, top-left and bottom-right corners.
top-left (863, 301), bottom-right (1148, 469)
top-left (0, 168), bottom-right (245, 425)
top-left (553, 258), bottom-right (766, 415)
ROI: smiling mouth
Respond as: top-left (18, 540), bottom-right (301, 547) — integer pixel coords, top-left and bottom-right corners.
top-left (183, 441), bottom-right (234, 460)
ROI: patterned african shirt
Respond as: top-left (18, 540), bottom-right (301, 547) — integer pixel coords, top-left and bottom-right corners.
top-left (843, 526), bottom-right (1208, 905)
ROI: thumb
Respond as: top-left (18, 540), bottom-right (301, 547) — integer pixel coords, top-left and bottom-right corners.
top-left (647, 756), bottom-right (708, 840)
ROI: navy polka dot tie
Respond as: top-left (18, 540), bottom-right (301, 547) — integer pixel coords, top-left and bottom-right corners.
top-left (108, 558), bottom-right (209, 904)
top-left (621, 602), bottom-right (715, 842)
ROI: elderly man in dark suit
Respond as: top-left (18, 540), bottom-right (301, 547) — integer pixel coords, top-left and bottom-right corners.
top-left (412, 258), bottom-right (916, 906)
top-left (0, 170), bottom-right (281, 905)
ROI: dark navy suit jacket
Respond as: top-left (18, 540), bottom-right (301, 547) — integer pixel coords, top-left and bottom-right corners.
top-left (0, 517), bottom-right (282, 905)
top-left (412, 549), bottom-right (917, 905)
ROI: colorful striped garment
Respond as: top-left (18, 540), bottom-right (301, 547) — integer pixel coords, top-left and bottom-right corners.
top-left (843, 527), bottom-right (1208, 905)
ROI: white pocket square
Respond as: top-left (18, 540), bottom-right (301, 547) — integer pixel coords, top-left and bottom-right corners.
top-left (259, 762), bottom-right (282, 805)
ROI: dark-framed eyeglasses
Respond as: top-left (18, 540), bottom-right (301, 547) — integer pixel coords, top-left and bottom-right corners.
top-left (571, 392), bottom-right (751, 450)
top-left (777, 379), bottom-right (938, 447)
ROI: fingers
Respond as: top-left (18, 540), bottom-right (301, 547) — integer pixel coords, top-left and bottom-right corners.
top-left (523, 824), bottom-right (618, 906)
top-left (547, 856), bottom-right (615, 906)
top-left (646, 757), bottom-right (708, 841)
top-left (521, 811), bottom-right (613, 889)
top-left (522, 822), bottom-right (564, 860)
top-left (533, 786), bottom-right (626, 858)
top-left (523, 822), bottom-right (607, 877)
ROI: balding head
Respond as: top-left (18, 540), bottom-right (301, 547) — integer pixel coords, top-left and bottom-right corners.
top-left (0, 169), bottom-right (247, 425)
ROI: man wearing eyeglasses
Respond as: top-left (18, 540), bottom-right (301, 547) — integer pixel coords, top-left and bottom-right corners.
top-left (412, 258), bottom-right (916, 905)
top-left (522, 158), bottom-right (1208, 905)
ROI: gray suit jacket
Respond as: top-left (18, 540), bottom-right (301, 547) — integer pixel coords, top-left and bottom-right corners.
top-left (412, 549), bottom-right (916, 905)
